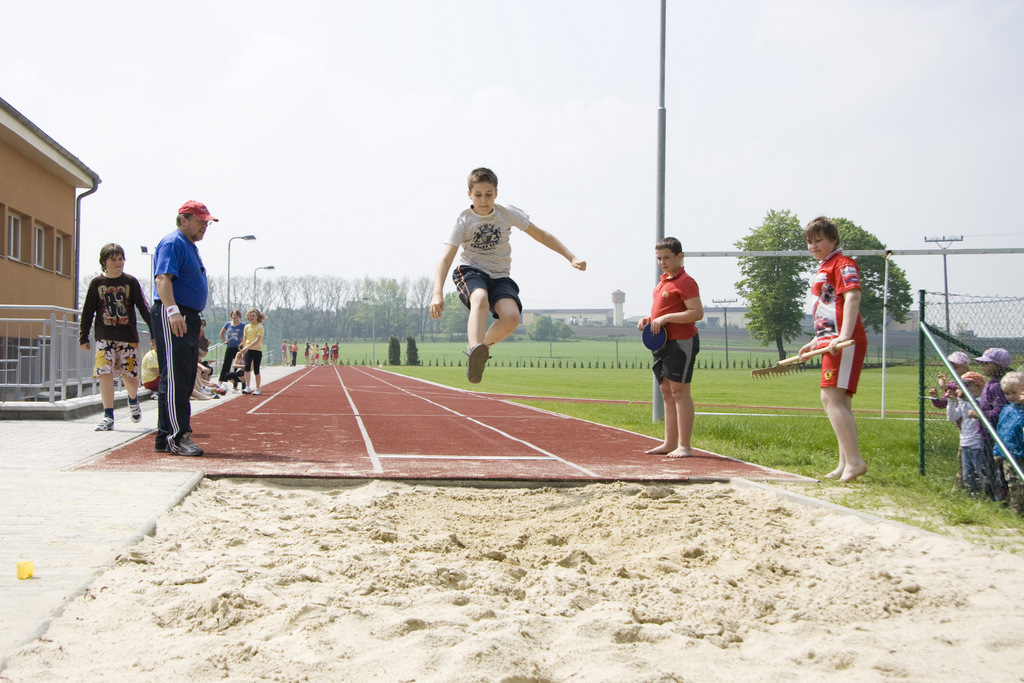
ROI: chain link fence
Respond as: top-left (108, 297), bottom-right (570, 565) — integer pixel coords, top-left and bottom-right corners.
top-left (919, 291), bottom-right (1024, 498)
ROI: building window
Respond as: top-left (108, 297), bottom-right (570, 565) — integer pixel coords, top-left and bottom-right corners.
top-left (34, 224), bottom-right (46, 267)
top-left (56, 234), bottom-right (65, 274)
top-left (7, 214), bottom-right (21, 260)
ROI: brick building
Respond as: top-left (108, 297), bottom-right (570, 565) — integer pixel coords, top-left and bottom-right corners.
top-left (1, 96), bottom-right (100, 310)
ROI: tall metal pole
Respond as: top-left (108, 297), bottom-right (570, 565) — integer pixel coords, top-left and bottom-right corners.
top-left (362, 298), bottom-right (376, 365)
top-left (227, 235), bottom-right (256, 316)
top-left (253, 265), bottom-right (275, 308)
top-left (924, 235), bottom-right (962, 334)
top-left (139, 246), bottom-right (154, 303)
top-left (881, 253), bottom-right (891, 418)
top-left (712, 298), bottom-right (737, 367)
top-left (653, 0), bottom-right (667, 423)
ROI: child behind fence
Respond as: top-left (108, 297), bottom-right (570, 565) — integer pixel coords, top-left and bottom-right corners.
top-left (995, 371), bottom-right (1024, 515)
top-left (948, 372), bottom-right (1002, 501)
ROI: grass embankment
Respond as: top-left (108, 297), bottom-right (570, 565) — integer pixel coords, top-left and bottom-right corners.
top-left (381, 358), bottom-right (1024, 552)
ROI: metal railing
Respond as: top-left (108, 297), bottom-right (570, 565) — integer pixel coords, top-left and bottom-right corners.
top-left (0, 305), bottom-right (150, 402)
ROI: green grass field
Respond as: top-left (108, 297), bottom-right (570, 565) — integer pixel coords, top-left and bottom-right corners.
top-left (307, 336), bottom-right (919, 372)
top-left (293, 340), bottom-right (1024, 549)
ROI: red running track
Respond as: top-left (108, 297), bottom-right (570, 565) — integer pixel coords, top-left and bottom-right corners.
top-left (79, 366), bottom-right (808, 482)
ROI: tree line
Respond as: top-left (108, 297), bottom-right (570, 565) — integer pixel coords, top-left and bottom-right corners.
top-left (77, 211), bottom-right (912, 350)
top-left (735, 211), bottom-right (912, 359)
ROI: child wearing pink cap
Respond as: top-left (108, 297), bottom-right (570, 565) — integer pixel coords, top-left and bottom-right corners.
top-left (948, 371), bottom-right (1002, 501)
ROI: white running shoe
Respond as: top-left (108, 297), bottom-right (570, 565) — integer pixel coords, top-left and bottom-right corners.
top-left (95, 416), bottom-right (114, 431)
top-left (253, 388), bottom-right (262, 396)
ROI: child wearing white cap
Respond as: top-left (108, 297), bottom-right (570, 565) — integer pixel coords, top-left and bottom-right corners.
top-left (929, 350), bottom-right (971, 410)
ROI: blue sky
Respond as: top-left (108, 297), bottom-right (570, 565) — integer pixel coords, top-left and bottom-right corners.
top-left (4, 0), bottom-right (1022, 318)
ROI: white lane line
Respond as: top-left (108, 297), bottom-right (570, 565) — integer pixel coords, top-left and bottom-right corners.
top-left (353, 367), bottom-right (599, 478)
top-left (333, 366), bottom-right (383, 474)
top-left (378, 454), bottom-right (554, 460)
top-left (246, 368), bottom-right (318, 414)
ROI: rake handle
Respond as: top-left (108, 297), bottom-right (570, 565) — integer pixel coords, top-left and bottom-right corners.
top-left (777, 339), bottom-right (856, 367)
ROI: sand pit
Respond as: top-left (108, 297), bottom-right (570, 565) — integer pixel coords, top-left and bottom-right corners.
top-left (5, 479), bottom-right (1024, 681)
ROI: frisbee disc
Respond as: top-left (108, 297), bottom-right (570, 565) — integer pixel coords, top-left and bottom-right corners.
top-left (642, 324), bottom-right (667, 351)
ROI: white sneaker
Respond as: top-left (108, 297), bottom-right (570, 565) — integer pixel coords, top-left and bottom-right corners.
top-left (129, 402), bottom-right (142, 423)
top-left (95, 416), bottom-right (114, 431)
top-left (253, 388), bottom-right (262, 396)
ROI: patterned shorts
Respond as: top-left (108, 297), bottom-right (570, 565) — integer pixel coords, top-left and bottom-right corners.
top-left (94, 340), bottom-right (141, 378)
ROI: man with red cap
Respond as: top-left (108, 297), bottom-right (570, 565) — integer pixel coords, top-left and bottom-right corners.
top-left (151, 200), bottom-right (218, 457)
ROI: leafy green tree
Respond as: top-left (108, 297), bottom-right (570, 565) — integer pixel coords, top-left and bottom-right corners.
top-left (528, 315), bottom-right (556, 341)
top-left (554, 320), bottom-right (575, 340)
top-left (387, 335), bottom-right (401, 365)
top-left (405, 336), bottom-right (420, 365)
top-left (441, 291), bottom-right (469, 339)
top-left (735, 210), bottom-right (814, 359)
top-left (832, 217), bottom-right (912, 332)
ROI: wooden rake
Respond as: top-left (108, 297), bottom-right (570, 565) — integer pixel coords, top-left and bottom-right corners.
top-left (751, 340), bottom-right (855, 380)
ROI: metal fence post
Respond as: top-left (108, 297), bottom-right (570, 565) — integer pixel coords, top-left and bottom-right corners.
top-left (918, 289), bottom-right (926, 476)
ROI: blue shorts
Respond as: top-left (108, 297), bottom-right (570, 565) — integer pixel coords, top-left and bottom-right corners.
top-left (653, 335), bottom-right (699, 384)
top-left (452, 266), bottom-right (523, 319)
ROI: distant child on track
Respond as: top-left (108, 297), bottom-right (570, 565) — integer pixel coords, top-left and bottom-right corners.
top-left (239, 308), bottom-right (266, 395)
top-left (219, 309), bottom-right (245, 390)
top-left (798, 216), bottom-right (868, 483)
top-left (637, 237), bottom-right (703, 458)
top-left (430, 167), bottom-right (586, 383)
top-left (79, 243), bottom-right (152, 431)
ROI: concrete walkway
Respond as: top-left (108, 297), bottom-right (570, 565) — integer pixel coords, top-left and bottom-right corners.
top-left (0, 365), bottom-right (300, 664)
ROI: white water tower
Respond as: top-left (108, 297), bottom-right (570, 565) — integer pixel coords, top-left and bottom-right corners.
top-left (612, 290), bottom-right (625, 326)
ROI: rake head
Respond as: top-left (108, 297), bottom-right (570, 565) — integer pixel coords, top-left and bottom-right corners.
top-left (750, 362), bottom-right (805, 380)
top-left (749, 340), bottom-right (855, 381)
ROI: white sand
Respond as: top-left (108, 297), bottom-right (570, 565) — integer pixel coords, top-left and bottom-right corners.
top-left (5, 479), bottom-right (1024, 682)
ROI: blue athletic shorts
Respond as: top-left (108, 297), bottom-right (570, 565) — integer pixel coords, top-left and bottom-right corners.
top-left (652, 335), bottom-right (699, 384)
top-left (452, 266), bottom-right (523, 319)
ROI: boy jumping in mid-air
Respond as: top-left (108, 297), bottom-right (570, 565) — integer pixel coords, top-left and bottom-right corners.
top-left (798, 216), bottom-right (869, 482)
top-left (430, 167), bottom-right (586, 383)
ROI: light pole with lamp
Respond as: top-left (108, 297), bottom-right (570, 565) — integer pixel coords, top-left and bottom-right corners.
top-left (139, 246), bottom-right (154, 303)
top-left (924, 235), bottom-right (962, 334)
top-left (712, 298), bottom-right (737, 367)
top-left (253, 266), bottom-right (275, 308)
top-left (362, 297), bottom-right (376, 365)
top-left (227, 235), bottom-right (256, 315)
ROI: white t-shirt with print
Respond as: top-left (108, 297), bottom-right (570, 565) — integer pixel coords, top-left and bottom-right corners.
top-left (445, 203), bottom-right (530, 279)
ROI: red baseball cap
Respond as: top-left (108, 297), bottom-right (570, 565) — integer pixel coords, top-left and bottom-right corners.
top-left (961, 371), bottom-right (986, 388)
top-left (177, 200), bottom-right (219, 222)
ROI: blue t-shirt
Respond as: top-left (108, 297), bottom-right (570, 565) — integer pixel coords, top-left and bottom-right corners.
top-left (222, 321), bottom-right (245, 347)
top-left (153, 229), bottom-right (208, 311)
top-left (994, 403), bottom-right (1024, 460)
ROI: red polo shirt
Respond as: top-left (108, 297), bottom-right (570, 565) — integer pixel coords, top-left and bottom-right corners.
top-left (651, 267), bottom-right (700, 340)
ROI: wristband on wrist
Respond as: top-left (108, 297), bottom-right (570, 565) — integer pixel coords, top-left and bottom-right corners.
top-left (165, 305), bottom-right (180, 317)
